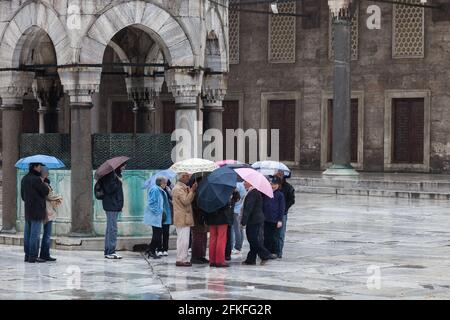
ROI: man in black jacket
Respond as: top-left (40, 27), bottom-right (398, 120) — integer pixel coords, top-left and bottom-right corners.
top-left (241, 182), bottom-right (271, 266)
top-left (101, 164), bottom-right (126, 259)
top-left (275, 171), bottom-right (296, 258)
top-left (21, 163), bottom-right (50, 263)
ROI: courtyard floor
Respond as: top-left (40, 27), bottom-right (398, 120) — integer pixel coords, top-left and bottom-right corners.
top-left (1, 193), bottom-right (450, 300)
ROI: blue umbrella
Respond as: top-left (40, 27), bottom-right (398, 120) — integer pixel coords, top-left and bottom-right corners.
top-left (142, 169), bottom-right (176, 189)
top-left (197, 166), bottom-right (238, 213)
top-left (15, 155), bottom-right (65, 170)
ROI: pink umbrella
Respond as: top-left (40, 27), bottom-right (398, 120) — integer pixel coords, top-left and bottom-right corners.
top-left (235, 168), bottom-right (274, 198)
top-left (95, 156), bottom-right (130, 180)
top-left (215, 160), bottom-right (241, 167)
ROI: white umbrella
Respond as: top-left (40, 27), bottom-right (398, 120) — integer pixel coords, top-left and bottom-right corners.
top-left (252, 161), bottom-right (291, 177)
top-left (170, 158), bottom-right (219, 174)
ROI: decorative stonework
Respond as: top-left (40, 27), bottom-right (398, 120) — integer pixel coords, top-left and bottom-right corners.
top-left (166, 69), bottom-right (203, 105)
top-left (58, 68), bottom-right (102, 105)
top-left (125, 76), bottom-right (164, 111)
top-left (229, 0), bottom-right (240, 64)
top-left (329, 6), bottom-right (359, 60)
top-left (393, 0), bottom-right (425, 59)
top-left (0, 71), bottom-right (35, 106)
top-left (269, 2), bottom-right (296, 63)
top-left (202, 74), bottom-right (228, 107)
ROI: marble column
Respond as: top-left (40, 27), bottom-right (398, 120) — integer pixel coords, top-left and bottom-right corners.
top-left (59, 68), bottom-right (101, 236)
top-left (167, 70), bottom-right (203, 160)
top-left (202, 74), bottom-right (227, 132)
top-left (323, 2), bottom-right (358, 176)
top-left (0, 71), bottom-right (35, 233)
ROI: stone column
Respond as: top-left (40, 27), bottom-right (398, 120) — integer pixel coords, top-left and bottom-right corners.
top-left (59, 68), bottom-right (101, 236)
top-left (323, 1), bottom-right (358, 176)
top-left (167, 69), bottom-right (203, 160)
top-left (125, 76), bottom-right (163, 134)
top-left (0, 71), bottom-right (35, 233)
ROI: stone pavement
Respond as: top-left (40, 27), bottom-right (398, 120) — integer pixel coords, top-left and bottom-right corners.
top-left (2, 193), bottom-right (450, 300)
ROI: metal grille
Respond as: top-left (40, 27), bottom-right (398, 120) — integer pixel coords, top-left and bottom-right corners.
top-left (92, 134), bottom-right (174, 170)
top-left (329, 8), bottom-right (359, 61)
top-left (269, 2), bottom-right (296, 63)
top-left (393, 0), bottom-right (424, 58)
top-left (20, 134), bottom-right (71, 168)
top-left (229, 0), bottom-right (240, 64)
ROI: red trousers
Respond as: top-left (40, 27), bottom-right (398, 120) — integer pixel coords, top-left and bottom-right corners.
top-left (209, 224), bottom-right (228, 265)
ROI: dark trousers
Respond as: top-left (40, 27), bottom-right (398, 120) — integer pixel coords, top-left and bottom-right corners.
top-left (225, 225), bottom-right (233, 258)
top-left (149, 226), bottom-right (163, 254)
top-left (245, 223), bottom-right (271, 264)
top-left (191, 229), bottom-right (208, 260)
top-left (159, 224), bottom-right (170, 252)
top-left (264, 221), bottom-right (280, 255)
top-left (40, 221), bottom-right (53, 259)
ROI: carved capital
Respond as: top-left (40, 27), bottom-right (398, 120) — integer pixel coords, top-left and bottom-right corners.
top-left (125, 76), bottom-right (163, 111)
top-left (58, 67), bottom-right (102, 104)
top-left (0, 71), bottom-right (35, 107)
top-left (328, 0), bottom-right (353, 21)
top-left (166, 69), bottom-right (203, 105)
top-left (32, 77), bottom-right (64, 111)
top-left (202, 74), bottom-right (228, 107)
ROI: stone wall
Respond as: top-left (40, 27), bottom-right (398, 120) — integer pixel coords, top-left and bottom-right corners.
top-left (228, 0), bottom-right (450, 172)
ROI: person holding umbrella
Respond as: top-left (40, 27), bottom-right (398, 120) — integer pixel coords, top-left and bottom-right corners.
top-left (191, 176), bottom-right (209, 265)
top-left (172, 172), bottom-right (197, 267)
top-left (144, 177), bottom-right (172, 259)
top-left (95, 157), bottom-right (129, 260)
top-left (21, 163), bottom-right (50, 263)
top-left (275, 170), bottom-right (295, 259)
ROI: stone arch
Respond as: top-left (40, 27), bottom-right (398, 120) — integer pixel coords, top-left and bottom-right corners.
top-left (205, 5), bottom-right (228, 72)
top-left (0, 2), bottom-right (71, 68)
top-left (79, 1), bottom-right (196, 67)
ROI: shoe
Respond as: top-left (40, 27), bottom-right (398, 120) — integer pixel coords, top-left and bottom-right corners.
top-left (260, 259), bottom-right (269, 266)
top-left (268, 254), bottom-right (277, 260)
top-left (41, 256), bottom-right (57, 262)
top-left (176, 261), bottom-right (192, 267)
top-left (191, 258), bottom-right (205, 264)
top-left (225, 256), bottom-right (231, 261)
top-left (277, 255), bottom-right (283, 259)
top-left (24, 256), bottom-right (29, 262)
top-left (162, 251), bottom-right (169, 257)
top-left (147, 252), bottom-right (161, 259)
top-left (242, 261), bottom-right (256, 265)
top-left (215, 263), bottom-right (230, 268)
top-left (232, 250), bottom-right (241, 255)
top-left (105, 253), bottom-right (122, 260)
top-left (200, 257), bottom-right (209, 264)
top-left (156, 251), bottom-right (163, 257)
top-left (36, 257), bottom-right (47, 263)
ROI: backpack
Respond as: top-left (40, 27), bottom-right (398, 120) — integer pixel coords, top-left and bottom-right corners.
top-left (94, 180), bottom-right (105, 200)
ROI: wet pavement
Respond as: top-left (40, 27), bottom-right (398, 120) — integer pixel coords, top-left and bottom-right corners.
top-left (2, 193), bottom-right (450, 299)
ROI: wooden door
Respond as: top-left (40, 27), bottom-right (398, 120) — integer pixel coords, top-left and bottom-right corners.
top-left (268, 100), bottom-right (296, 162)
top-left (327, 99), bottom-right (359, 163)
top-left (222, 100), bottom-right (240, 159)
top-left (392, 98), bottom-right (424, 164)
top-left (162, 101), bottom-right (176, 134)
top-left (111, 101), bottom-right (134, 133)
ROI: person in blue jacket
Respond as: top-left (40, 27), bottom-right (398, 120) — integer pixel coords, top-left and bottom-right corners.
top-left (263, 176), bottom-right (286, 258)
top-left (144, 177), bottom-right (172, 259)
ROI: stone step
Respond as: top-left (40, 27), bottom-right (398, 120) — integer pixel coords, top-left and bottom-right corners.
top-left (296, 186), bottom-right (450, 200)
top-left (289, 175), bottom-right (450, 193)
top-left (0, 233), bottom-right (177, 251)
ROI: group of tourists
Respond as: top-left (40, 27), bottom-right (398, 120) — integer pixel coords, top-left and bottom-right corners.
top-left (20, 158), bottom-right (295, 268)
top-left (142, 169), bottom-right (295, 267)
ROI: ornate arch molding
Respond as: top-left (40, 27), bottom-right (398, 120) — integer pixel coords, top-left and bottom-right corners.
top-left (0, 1), bottom-right (71, 68)
top-left (205, 5), bottom-right (229, 73)
top-left (79, 1), bottom-right (196, 68)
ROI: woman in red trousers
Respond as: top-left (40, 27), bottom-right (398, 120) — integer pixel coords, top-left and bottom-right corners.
top-left (205, 191), bottom-right (240, 268)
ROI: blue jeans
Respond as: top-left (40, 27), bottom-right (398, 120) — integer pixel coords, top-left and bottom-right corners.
top-left (278, 215), bottom-right (288, 257)
top-left (40, 221), bottom-right (53, 259)
top-left (105, 211), bottom-right (119, 255)
top-left (24, 220), bottom-right (43, 260)
top-left (232, 214), bottom-right (244, 251)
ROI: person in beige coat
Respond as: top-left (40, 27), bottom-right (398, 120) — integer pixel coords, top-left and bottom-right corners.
top-left (172, 172), bottom-right (197, 267)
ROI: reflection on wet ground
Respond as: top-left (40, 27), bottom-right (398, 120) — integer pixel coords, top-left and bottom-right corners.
top-left (2, 193), bottom-right (450, 299)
